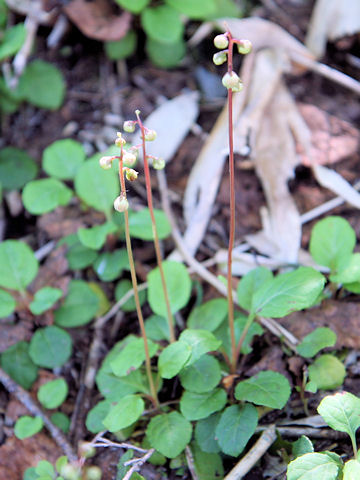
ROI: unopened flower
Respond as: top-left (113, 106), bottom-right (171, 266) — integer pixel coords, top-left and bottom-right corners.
top-left (123, 151), bottom-right (137, 166)
top-left (115, 132), bottom-right (126, 147)
top-left (123, 120), bottom-right (136, 133)
top-left (99, 156), bottom-right (115, 170)
top-left (114, 195), bottom-right (129, 212)
top-left (84, 466), bottom-right (102, 480)
top-left (152, 157), bottom-right (165, 170)
top-left (237, 39), bottom-right (252, 55)
top-left (144, 129), bottom-right (157, 141)
top-left (60, 463), bottom-right (81, 480)
top-left (79, 441), bottom-right (96, 459)
top-left (214, 34), bottom-right (229, 49)
top-left (222, 71), bottom-right (243, 92)
top-left (124, 168), bottom-right (138, 182)
top-left (213, 51), bottom-right (227, 66)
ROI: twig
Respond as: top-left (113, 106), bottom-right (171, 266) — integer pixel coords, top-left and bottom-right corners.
top-left (34, 241), bottom-right (56, 261)
top-left (12, 15), bottom-right (38, 84)
top-left (91, 433), bottom-right (148, 454)
top-left (0, 367), bottom-right (77, 462)
top-left (185, 446), bottom-right (199, 480)
top-left (224, 425), bottom-right (276, 480)
top-left (122, 448), bottom-right (155, 480)
top-left (256, 424), bottom-right (347, 439)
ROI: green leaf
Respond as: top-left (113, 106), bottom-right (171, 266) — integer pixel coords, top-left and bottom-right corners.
top-left (0, 289), bottom-right (16, 317)
top-left (148, 261), bottom-right (191, 317)
top-left (54, 280), bottom-right (99, 327)
top-left (214, 314), bottom-right (263, 357)
top-left (86, 399), bottom-right (112, 433)
top-left (0, 23), bottom-right (26, 60)
top-left (55, 456), bottom-right (68, 474)
top-left (308, 354), bottom-right (346, 390)
top-left (103, 394), bottom-right (144, 432)
top-left (43, 139), bottom-right (85, 180)
top-left (129, 208), bottom-right (171, 240)
top-left (343, 459), bottom-right (360, 480)
top-left (146, 411), bottom-right (192, 458)
top-left (235, 371), bottom-right (291, 409)
top-left (30, 287), bottom-right (63, 315)
top-left (180, 355), bottom-right (221, 393)
top-left (23, 467), bottom-right (38, 480)
top-left (1, 341), bottom-right (38, 389)
top-left (215, 404), bottom-right (258, 457)
top-left (35, 460), bottom-right (55, 477)
top-left (192, 443), bottom-right (224, 480)
top-left (141, 5), bottom-right (183, 44)
top-left (297, 327), bottom-right (337, 358)
top-left (50, 412), bottom-right (70, 433)
top-left (292, 436), bottom-right (314, 459)
top-left (93, 249), bottom-right (129, 282)
top-left (310, 216), bottom-right (356, 272)
top-left (164, 0), bottom-right (216, 19)
top-left (179, 329), bottom-right (221, 366)
top-left (180, 389), bottom-right (227, 421)
top-left (287, 452), bottom-right (340, 480)
top-left (116, 450), bottom-right (133, 479)
top-left (0, 240), bottom-right (38, 291)
top-left (115, 279), bottom-right (147, 312)
top-left (22, 178), bottom-right (72, 215)
top-left (29, 326), bottom-right (72, 368)
top-left (75, 158), bottom-right (119, 214)
top-left (78, 222), bottom-right (117, 250)
top-left (14, 416), bottom-right (43, 439)
top-left (158, 341), bottom-right (191, 379)
top-left (318, 392), bottom-right (360, 442)
top-left (187, 298), bottom-right (227, 332)
top-left (105, 31), bottom-right (137, 60)
top-left (110, 337), bottom-right (159, 377)
top-left (344, 281), bottom-right (360, 293)
top-left (330, 253), bottom-right (360, 284)
top-left (251, 267), bottom-right (325, 318)
top-left (114, 0), bottom-right (150, 14)
top-left (146, 37), bottom-right (186, 68)
top-left (237, 267), bottom-right (273, 311)
top-left (195, 413), bottom-right (221, 453)
top-left (18, 60), bottom-right (65, 110)
top-left (145, 315), bottom-right (170, 341)
top-left (60, 234), bottom-right (98, 270)
top-left (205, 0), bottom-right (241, 19)
top-left (37, 378), bottom-right (68, 409)
top-left (0, 147), bottom-right (37, 190)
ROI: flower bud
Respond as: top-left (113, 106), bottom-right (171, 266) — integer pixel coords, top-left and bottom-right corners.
top-left (99, 156), bottom-right (115, 170)
top-left (214, 34), bottom-right (229, 49)
top-left (124, 168), bottom-right (138, 182)
top-left (152, 157), bottom-right (165, 170)
top-left (123, 121), bottom-right (136, 133)
top-left (84, 466), bottom-right (102, 480)
top-left (222, 71), bottom-right (243, 92)
top-left (79, 441), bottom-right (96, 459)
top-left (114, 195), bottom-right (129, 212)
top-left (213, 51), bottom-right (227, 66)
top-left (144, 129), bottom-right (157, 141)
top-left (123, 151), bottom-right (137, 166)
top-left (237, 39), bottom-right (252, 55)
top-left (60, 463), bottom-right (81, 480)
top-left (115, 137), bottom-right (126, 147)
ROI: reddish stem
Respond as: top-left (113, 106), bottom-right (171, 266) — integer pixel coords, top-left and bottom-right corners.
top-left (135, 112), bottom-right (175, 343)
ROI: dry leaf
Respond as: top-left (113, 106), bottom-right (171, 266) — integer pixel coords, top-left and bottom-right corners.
top-left (0, 321), bottom-right (32, 353)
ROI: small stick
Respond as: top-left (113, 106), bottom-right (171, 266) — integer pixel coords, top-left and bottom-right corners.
top-left (185, 446), bottom-right (199, 480)
top-left (0, 367), bottom-right (77, 462)
top-left (122, 448), bottom-right (155, 480)
top-left (224, 425), bottom-right (276, 480)
top-left (256, 425), bottom-right (347, 439)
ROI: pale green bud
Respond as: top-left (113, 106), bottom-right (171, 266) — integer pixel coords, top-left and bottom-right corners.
top-left (152, 157), bottom-right (165, 170)
top-left (78, 441), bottom-right (96, 459)
top-left (214, 34), bottom-right (229, 49)
top-left (222, 71), bottom-right (243, 92)
top-left (99, 156), bottom-right (115, 170)
top-left (114, 195), bottom-right (129, 212)
top-left (237, 39), bottom-right (252, 55)
top-left (123, 121), bottom-right (136, 133)
top-left (124, 168), bottom-right (138, 182)
top-left (84, 466), bottom-right (102, 480)
top-left (60, 463), bottom-right (81, 480)
top-left (213, 51), bottom-right (227, 66)
top-left (144, 129), bottom-right (157, 141)
top-left (123, 151), bottom-right (137, 166)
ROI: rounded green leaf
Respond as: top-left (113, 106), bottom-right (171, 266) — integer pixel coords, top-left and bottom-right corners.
top-left (54, 280), bottom-right (99, 328)
top-left (237, 267), bottom-right (273, 311)
top-left (129, 208), bottom-right (171, 240)
top-left (114, 0), bottom-right (150, 14)
top-left (0, 147), bottom-right (37, 190)
top-left (110, 337), bottom-right (159, 377)
top-left (18, 60), bottom-right (65, 110)
top-left (292, 435), bottom-right (314, 458)
top-left (37, 378), bottom-right (68, 409)
top-left (235, 371), bottom-right (291, 409)
top-left (22, 178), bottom-right (72, 215)
top-left (297, 327), bottom-right (337, 358)
top-left (187, 298), bottom-right (227, 332)
top-left (14, 416), bottom-right (43, 439)
top-left (1, 341), bottom-right (38, 389)
top-left (75, 158), bottom-right (118, 214)
top-left (0, 289), bottom-right (16, 317)
top-left (287, 452), bottom-right (340, 480)
top-left (318, 391), bottom-right (360, 439)
top-left (195, 413), bottom-right (221, 453)
top-left (0, 240), bottom-right (38, 290)
top-left (146, 411), bottom-right (192, 458)
top-left (93, 249), bottom-right (129, 282)
top-left (180, 355), bottom-right (221, 393)
top-left (164, 0), bottom-right (216, 19)
top-left (115, 279), bottom-right (147, 312)
top-left (78, 222), bottom-right (117, 250)
top-left (310, 216), bottom-right (356, 272)
top-left (30, 287), bottom-right (63, 315)
top-left (192, 443), bottom-right (224, 479)
top-left (330, 253), bottom-right (360, 284)
top-left (0, 23), bottom-right (26, 61)
top-left (51, 412), bottom-right (70, 433)
top-left (215, 404), bottom-right (258, 457)
top-left (86, 400), bottom-right (112, 433)
top-left (35, 460), bottom-right (55, 477)
top-left (158, 341), bottom-right (191, 379)
top-left (145, 315), bottom-right (170, 341)
top-left (179, 329), bottom-right (221, 366)
top-left (43, 139), bottom-right (85, 180)
top-left (103, 394), bottom-right (144, 432)
top-left (29, 326), bottom-right (72, 368)
top-left (180, 388), bottom-right (227, 421)
top-left (105, 31), bottom-right (137, 60)
top-left (146, 37), bottom-right (185, 68)
top-left (148, 261), bottom-right (191, 317)
top-left (308, 354), bottom-right (346, 390)
top-left (60, 234), bottom-right (98, 270)
top-left (141, 5), bottom-right (183, 44)
top-left (214, 314), bottom-right (263, 357)
top-left (343, 459), bottom-right (360, 480)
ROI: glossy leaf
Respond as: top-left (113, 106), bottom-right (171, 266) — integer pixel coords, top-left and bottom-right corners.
top-left (141, 5), bottom-right (183, 44)
top-left (180, 355), bottom-right (221, 393)
top-left (158, 341), bottom-right (191, 379)
top-left (93, 249), bottom-right (129, 282)
top-left (0, 23), bottom-right (26, 60)
top-left (0, 240), bottom-right (38, 291)
top-left (30, 287), bottom-right (63, 315)
top-left (187, 298), bottom-right (227, 331)
top-left (43, 139), bottom-right (85, 180)
top-left (195, 413), bottom-right (221, 453)
top-left (0, 147), bottom-right (37, 190)
top-left (297, 327), bottom-right (337, 358)
top-left (129, 208), bottom-right (171, 240)
top-left (103, 394), bottom-right (144, 432)
top-left (179, 329), bottom-right (221, 366)
top-left (14, 416), bottom-right (43, 439)
top-left (287, 452), bottom-right (340, 480)
top-left (214, 314), bottom-right (263, 357)
top-left (180, 389), bottom-right (227, 421)
top-left (110, 337), bottom-right (159, 377)
top-left (37, 378), bottom-right (68, 409)
top-left (29, 326), bottom-right (72, 368)
top-left (192, 443), bottom-right (224, 480)
top-left (237, 266), bottom-right (273, 311)
top-left (146, 412), bottom-right (192, 458)
top-left (51, 412), bottom-right (70, 433)
top-left (145, 315), bottom-right (170, 341)
top-left (115, 279), bottom-right (147, 312)
top-left (330, 253), bottom-right (360, 284)
top-left (54, 280), bottom-right (99, 327)
top-left (86, 400), bottom-right (112, 433)
top-left (343, 459), bottom-right (360, 480)
top-left (292, 436), bottom-right (314, 458)
top-left (1, 341), bottom-right (38, 389)
top-left (78, 222), bottom-right (117, 250)
top-left (308, 354), bottom-right (346, 390)
top-left (318, 392), bottom-right (360, 440)
top-left (22, 178), bottom-right (72, 214)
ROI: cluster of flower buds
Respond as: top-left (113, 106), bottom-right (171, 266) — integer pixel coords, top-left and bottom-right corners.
top-left (115, 131), bottom-right (126, 148)
top-left (123, 147), bottom-right (138, 166)
top-left (114, 193), bottom-right (129, 212)
top-left (99, 155), bottom-right (116, 170)
top-left (123, 167), bottom-right (138, 181)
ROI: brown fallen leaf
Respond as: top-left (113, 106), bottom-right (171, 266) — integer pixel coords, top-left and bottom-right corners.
top-left (246, 346), bottom-right (290, 384)
top-left (63, 0), bottom-right (131, 41)
top-left (38, 208), bottom-right (86, 239)
top-left (0, 320), bottom-right (32, 353)
top-left (31, 245), bottom-right (69, 295)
